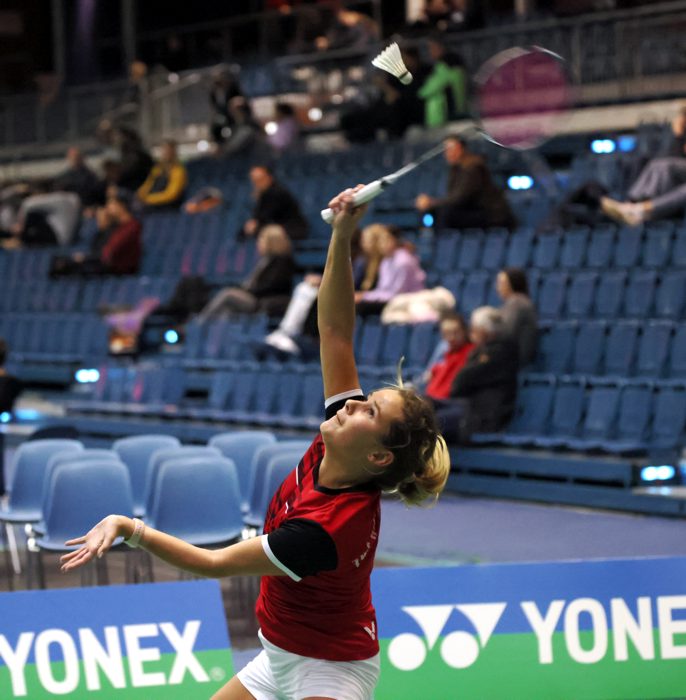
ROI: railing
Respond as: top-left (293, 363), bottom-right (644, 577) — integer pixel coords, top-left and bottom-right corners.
top-left (2, 0), bottom-right (686, 159)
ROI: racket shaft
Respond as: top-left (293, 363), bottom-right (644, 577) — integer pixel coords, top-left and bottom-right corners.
top-left (320, 180), bottom-right (385, 223)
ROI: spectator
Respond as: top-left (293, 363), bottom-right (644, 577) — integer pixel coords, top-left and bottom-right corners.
top-left (599, 108), bottom-right (686, 225)
top-left (208, 66), bottom-right (244, 148)
top-left (496, 268), bottom-right (538, 367)
top-left (49, 189), bottom-right (142, 276)
top-left (415, 135), bottom-right (516, 230)
top-left (315, 9), bottom-right (379, 51)
top-left (241, 165), bottom-right (309, 241)
top-left (4, 185), bottom-right (81, 248)
top-left (418, 36), bottom-right (468, 127)
top-left (355, 224), bottom-right (426, 317)
top-left (433, 306), bottom-right (519, 443)
top-left (423, 312), bottom-right (474, 400)
top-left (97, 122), bottom-right (153, 193)
top-left (137, 140), bottom-right (188, 210)
top-left (0, 338), bottom-right (22, 415)
top-left (267, 102), bottom-right (300, 154)
top-left (52, 147), bottom-right (100, 207)
top-left (221, 97), bottom-right (267, 157)
top-left (198, 225), bottom-right (295, 320)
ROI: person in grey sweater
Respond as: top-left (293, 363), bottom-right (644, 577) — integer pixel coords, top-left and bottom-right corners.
top-left (496, 267), bottom-right (538, 367)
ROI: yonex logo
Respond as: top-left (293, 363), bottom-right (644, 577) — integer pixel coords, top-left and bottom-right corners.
top-left (387, 603), bottom-right (506, 671)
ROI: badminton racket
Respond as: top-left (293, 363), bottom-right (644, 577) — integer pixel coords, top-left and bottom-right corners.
top-left (320, 45), bottom-right (574, 222)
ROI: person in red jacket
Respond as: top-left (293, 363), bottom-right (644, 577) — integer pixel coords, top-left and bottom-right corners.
top-left (59, 185), bottom-right (450, 700)
top-left (50, 189), bottom-right (142, 276)
top-left (424, 311), bottom-right (474, 400)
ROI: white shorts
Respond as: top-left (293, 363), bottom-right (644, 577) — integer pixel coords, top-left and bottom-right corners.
top-left (236, 630), bottom-right (380, 700)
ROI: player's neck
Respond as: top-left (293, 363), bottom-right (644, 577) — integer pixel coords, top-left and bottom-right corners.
top-left (319, 453), bottom-right (368, 489)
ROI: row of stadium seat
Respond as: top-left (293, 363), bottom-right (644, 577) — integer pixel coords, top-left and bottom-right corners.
top-left (473, 375), bottom-right (686, 455)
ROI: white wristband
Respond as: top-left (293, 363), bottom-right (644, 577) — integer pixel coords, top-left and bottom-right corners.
top-left (125, 518), bottom-right (145, 548)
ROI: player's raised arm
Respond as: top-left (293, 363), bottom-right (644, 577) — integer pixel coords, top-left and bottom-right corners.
top-left (317, 187), bottom-right (367, 398)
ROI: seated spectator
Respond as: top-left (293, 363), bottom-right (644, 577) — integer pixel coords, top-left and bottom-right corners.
top-left (97, 122), bottom-right (153, 193)
top-left (221, 97), bottom-right (267, 157)
top-left (423, 312), bottom-right (474, 400)
top-left (315, 9), bottom-right (379, 51)
top-left (209, 67), bottom-right (244, 148)
top-left (598, 106), bottom-right (686, 225)
top-left (52, 147), bottom-right (100, 207)
top-left (0, 338), bottom-right (22, 415)
top-left (4, 185), bottom-right (81, 248)
top-left (137, 140), bottom-right (187, 210)
top-left (415, 135), bottom-right (516, 230)
top-left (50, 189), bottom-right (142, 276)
top-left (262, 226), bottom-right (371, 358)
top-left (433, 306), bottom-right (519, 443)
top-left (418, 36), bottom-right (468, 127)
top-left (198, 225), bottom-right (295, 321)
top-left (241, 165), bottom-right (309, 241)
top-left (496, 268), bottom-right (538, 367)
top-left (268, 102), bottom-right (300, 154)
top-left (355, 224), bottom-right (426, 317)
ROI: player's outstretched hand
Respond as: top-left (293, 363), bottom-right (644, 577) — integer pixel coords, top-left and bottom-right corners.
top-left (60, 514), bottom-right (125, 572)
top-left (328, 185), bottom-right (368, 236)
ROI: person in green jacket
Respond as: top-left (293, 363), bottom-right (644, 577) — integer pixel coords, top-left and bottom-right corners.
top-left (419, 36), bottom-right (468, 128)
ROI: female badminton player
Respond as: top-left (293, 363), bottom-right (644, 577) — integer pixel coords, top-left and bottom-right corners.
top-left (60, 186), bottom-right (450, 700)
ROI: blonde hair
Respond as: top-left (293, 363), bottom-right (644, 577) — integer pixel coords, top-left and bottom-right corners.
top-left (371, 363), bottom-right (451, 506)
top-left (359, 223), bottom-right (391, 292)
top-left (258, 225), bottom-right (292, 256)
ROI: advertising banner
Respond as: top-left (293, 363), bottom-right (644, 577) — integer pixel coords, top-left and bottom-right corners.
top-left (372, 556), bottom-right (686, 700)
top-left (0, 580), bottom-right (233, 699)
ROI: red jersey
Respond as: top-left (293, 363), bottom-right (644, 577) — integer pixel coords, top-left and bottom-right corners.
top-left (256, 396), bottom-right (381, 661)
top-left (426, 343), bottom-right (474, 399)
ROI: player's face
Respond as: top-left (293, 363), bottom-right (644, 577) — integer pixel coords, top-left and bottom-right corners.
top-left (321, 389), bottom-right (405, 463)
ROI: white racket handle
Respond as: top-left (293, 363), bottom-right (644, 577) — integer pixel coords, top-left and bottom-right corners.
top-left (320, 180), bottom-right (385, 224)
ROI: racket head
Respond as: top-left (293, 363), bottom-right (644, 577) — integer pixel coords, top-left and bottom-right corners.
top-left (474, 45), bottom-right (575, 151)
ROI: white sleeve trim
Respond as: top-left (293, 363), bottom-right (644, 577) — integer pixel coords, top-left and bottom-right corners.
top-left (325, 388), bottom-right (363, 409)
top-left (261, 534), bottom-right (302, 582)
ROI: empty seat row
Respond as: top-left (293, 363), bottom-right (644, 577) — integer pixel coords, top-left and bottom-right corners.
top-left (536, 319), bottom-right (686, 379)
top-left (0, 314), bottom-right (108, 362)
top-left (473, 376), bottom-right (686, 455)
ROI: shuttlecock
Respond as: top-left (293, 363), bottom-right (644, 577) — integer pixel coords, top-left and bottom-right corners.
top-left (372, 42), bottom-right (413, 85)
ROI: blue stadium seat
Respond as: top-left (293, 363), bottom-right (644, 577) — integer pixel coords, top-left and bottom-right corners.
top-left (669, 326), bottom-right (686, 378)
top-left (558, 227), bottom-right (589, 269)
top-left (533, 378), bottom-right (586, 448)
top-left (147, 456), bottom-right (243, 545)
top-left (535, 321), bottom-right (577, 374)
top-left (185, 371), bottom-right (236, 421)
top-left (209, 431), bottom-right (277, 512)
top-left (572, 320), bottom-right (607, 376)
top-left (594, 271), bottom-right (627, 319)
top-left (532, 232), bottom-right (561, 269)
top-left (496, 377), bottom-right (556, 446)
top-left (613, 226), bottom-right (643, 267)
top-left (357, 319), bottom-right (384, 368)
top-left (537, 272), bottom-right (568, 320)
top-left (405, 322), bottom-right (438, 369)
top-left (456, 231), bottom-right (484, 271)
top-left (643, 224), bottom-right (674, 267)
top-left (565, 380), bottom-right (622, 450)
top-left (264, 372), bottom-right (304, 428)
top-left (623, 270), bottom-right (657, 318)
top-left (459, 272), bottom-right (489, 316)
top-left (505, 228), bottom-right (534, 268)
top-left (566, 271), bottom-right (598, 318)
top-left (479, 229), bottom-right (508, 270)
top-left (601, 382), bottom-right (654, 453)
top-left (649, 382), bottom-right (686, 450)
top-left (655, 271), bottom-right (686, 319)
top-left (603, 320), bottom-right (640, 377)
top-left (432, 234), bottom-right (461, 274)
top-left (586, 226), bottom-right (615, 268)
top-left (112, 435), bottom-right (181, 517)
top-left (378, 324), bottom-right (410, 371)
top-left (673, 227), bottom-right (686, 267)
top-left (635, 321), bottom-right (674, 378)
